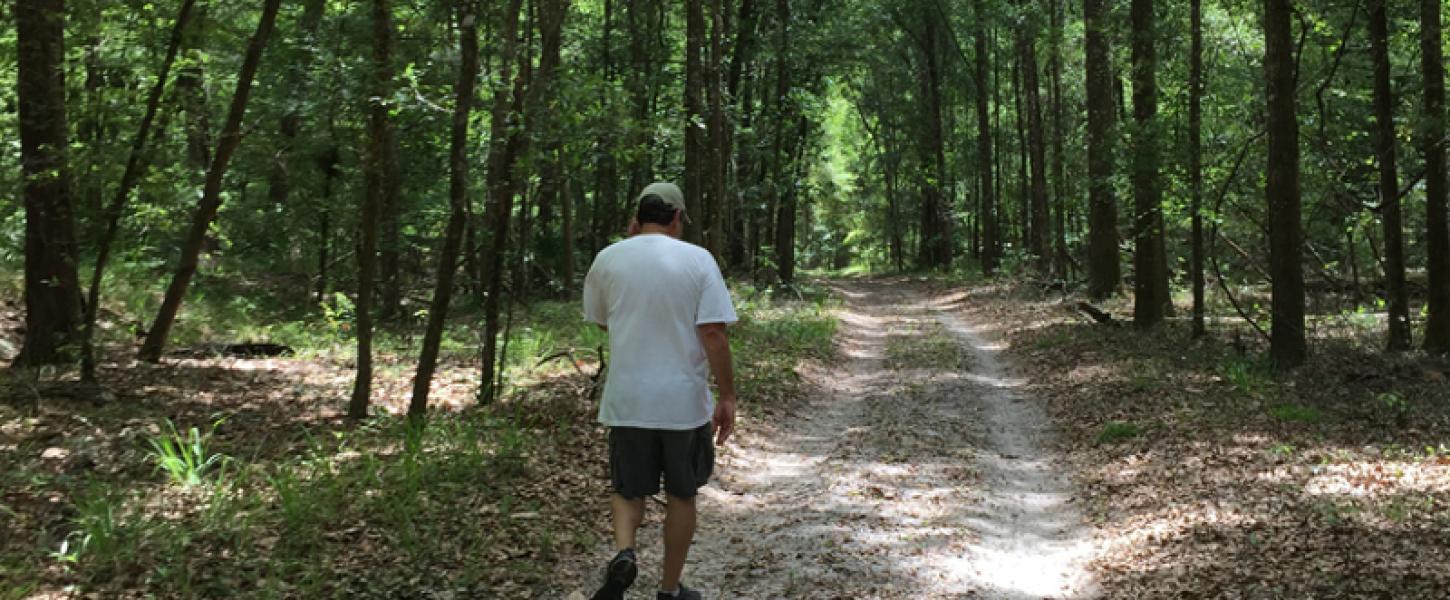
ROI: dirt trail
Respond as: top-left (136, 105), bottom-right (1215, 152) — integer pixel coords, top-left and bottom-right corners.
top-left (564, 279), bottom-right (1096, 599)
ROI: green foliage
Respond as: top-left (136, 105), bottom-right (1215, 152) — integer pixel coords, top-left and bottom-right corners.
top-left (1097, 421), bottom-right (1141, 444)
top-left (146, 418), bottom-right (229, 488)
top-left (55, 485), bottom-right (139, 574)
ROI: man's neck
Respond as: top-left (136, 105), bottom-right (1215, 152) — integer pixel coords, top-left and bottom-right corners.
top-left (638, 225), bottom-right (675, 237)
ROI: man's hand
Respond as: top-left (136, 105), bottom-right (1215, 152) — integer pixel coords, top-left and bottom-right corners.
top-left (713, 394), bottom-right (736, 446)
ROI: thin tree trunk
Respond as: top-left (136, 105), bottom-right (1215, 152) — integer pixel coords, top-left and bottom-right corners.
top-left (1014, 50), bottom-right (1028, 252)
top-left (14, 0), bottom-right (84, 368)
top-left (727, 0), bottom-right (759, 272)
top-left (976, 0), bottom-right (999, 273)
top-left (1085, 0), bottom-right (1120, 299)
top-left (350, 0), bottom-right (398, 420)
top-left (707, 0), bottom-right (727, 261)
top-left (1049, 0), bottom-right (1070, 278)
top-left (480, 0), bottom-right (568, 402)
top-left (1190, 0), bottom-right (1206, 338)
top-left (1265, 0), bottom-right (1307, 368)
top-left (138, 0), bottom-right (283, 362)
top-left (685, 0), bottom-right (707, 246)
top-left (1131, 0), bottom-right (1166, 329)
top-left (80, 0), bottom-right (196, 378)
top-left (1368, 0), bottom-right (1410, 350)
top-left (1020, 11), bottom-right (1049, 270)
top-left (1422, 0), bottom-right (1450, 352)
top-left (409, 0), bottom-right (491, 421)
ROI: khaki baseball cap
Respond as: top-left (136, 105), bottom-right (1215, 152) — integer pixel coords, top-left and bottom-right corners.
top-left (638, 182), bottom-right (689, 222)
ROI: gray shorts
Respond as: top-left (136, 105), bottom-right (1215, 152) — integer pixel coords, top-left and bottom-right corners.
top-left (608, 424), bottom-right (715, 499)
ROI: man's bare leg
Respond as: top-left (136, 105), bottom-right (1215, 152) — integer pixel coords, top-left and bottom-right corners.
top-left (660, 494), bottom-right (697, 592)
top-left (611, 494), bottom-right (645, 550)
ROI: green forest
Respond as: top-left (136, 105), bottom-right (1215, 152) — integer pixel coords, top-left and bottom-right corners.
top-left (3, 0), bottom-right (1450, 597)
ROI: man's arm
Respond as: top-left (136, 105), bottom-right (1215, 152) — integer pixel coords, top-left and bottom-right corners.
top-left (697, 322), bottom-right (736, 445)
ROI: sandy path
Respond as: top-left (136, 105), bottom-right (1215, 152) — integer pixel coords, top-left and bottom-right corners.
top-left (563, 279), bottom-right (1096, 599)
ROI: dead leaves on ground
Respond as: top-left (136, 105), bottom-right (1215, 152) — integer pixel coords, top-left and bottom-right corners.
top-left (946, 282), bottom-right (1450, 598)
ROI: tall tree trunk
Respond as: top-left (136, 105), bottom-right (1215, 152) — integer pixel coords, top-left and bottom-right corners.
top-left (410, 0), bottom-right (491, 421)
top-left (351, 0), bottom-right (399, 420)
top-left (1049, 0), bottom-right (1070, 278)
top-left (727, 0), bottom-right (759, 272)
top-left (1422, 0), bottom-right (1450, 352)
top-left (138, 0), bottom-right (283, 362)
top-left (771, 0), bottom-right (794, 283)
top-left (1369, 0), bottom-right (1410, 350)
top-left (1265, 0), bottom-right (1306, 368)
top-left (976, 0), bottom-right (999, 274)
top-left (480, 0), bottom-right (568, 401)
top-left (1190, 0), bottom-right (1206, 338)
top-left (1085, 0), bottom-right (1120, 299)
top-left (707, 0), bottom-right (727, 262)
top-left (685, 0), bottom-right (707, 247)
top-left (1014, 50), bottom-right (1028, 252)
top-left (13, 0), bottom-right (84, 368)
top-left (175, 5), bottom-right (210, 172)
top-left (80, 0), bottom-right (196, 379)
top-left (923, 16), bottom-right (951, 268)
top-left (1131, 0), bottom-right (1166, 329)
top-left (1020, 12), bottom-right (1049, 270)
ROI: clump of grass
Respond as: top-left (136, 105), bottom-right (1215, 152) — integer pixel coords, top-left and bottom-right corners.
top-left (147, 418), bottom-right (229, 487)
top-left (1097, 421), bottom-right (1141, 444)
top-left (1268, 403), bottom-right (1322, 424)
top-left (1217, 354), bottom-right (1272, 398)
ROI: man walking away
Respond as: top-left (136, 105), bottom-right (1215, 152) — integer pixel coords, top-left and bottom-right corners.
top-left (583, 182), bottom-right (739, 600)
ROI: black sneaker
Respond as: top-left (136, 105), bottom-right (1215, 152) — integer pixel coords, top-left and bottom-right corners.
top-left (656, 584), bottom-right (702, 600)
top-left (590, 549), bottom-right (637, 600)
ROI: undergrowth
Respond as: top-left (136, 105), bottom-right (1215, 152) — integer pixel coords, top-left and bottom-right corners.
top-left (1, 277), bottom-right (839, 597)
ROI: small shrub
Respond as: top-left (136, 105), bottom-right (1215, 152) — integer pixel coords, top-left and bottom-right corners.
top-left (1097, 421), bottom-right (1141, 444)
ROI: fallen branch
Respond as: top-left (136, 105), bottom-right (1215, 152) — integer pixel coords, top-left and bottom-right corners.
top-left (1075, 302), bottom-right (1120, 326)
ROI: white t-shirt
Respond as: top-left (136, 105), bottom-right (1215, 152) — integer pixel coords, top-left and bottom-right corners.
top-left (583, 234), bottom-right (738, 430)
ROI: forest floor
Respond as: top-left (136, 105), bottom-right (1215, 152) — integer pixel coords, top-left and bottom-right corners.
top-left (5, 276), bottom-right (1450, 598)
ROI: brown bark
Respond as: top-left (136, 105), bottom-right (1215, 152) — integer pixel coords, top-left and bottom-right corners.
top-left (1131, 0), bottom-right (1166, 329)
top-left (1422, 0), bottom-right (1450, 352)
top-left (351, 0), bottom-right (398, 420)
top-left (1368, 0), bottom-right (1410, 351)
top-left (1265, 0), bottom-right (1306, 368)
top-left (480, 0), bottom-right (568, 402)
top-left (707, 0), bottom-right (728, 261)
top-left (14, 0), bottom-right (84, 368)
top-left (1049, 0), bottom-right (1070, 279)
top-left (685, 0), bottom-right (707, 246)
top-left (976, 0), bottom-right (1000, 273)
top-left (1019, 10), bottom-right (1049, 269)
top-left (1085, 0), bottom-right (1120, 299)
top-left (410, 0), bottom-right (492, 421)
top-left (771, 0), bottom-right (794, 283)
top-left (138, 0), bottom-right (283, 362)
top-left (1190, 0), bottom-right (1206, 338)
